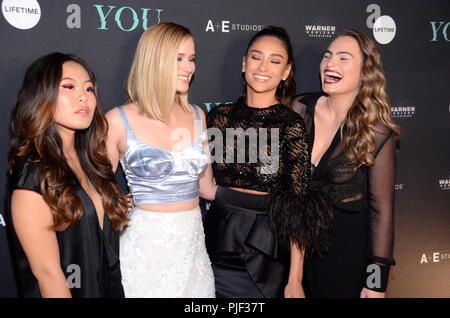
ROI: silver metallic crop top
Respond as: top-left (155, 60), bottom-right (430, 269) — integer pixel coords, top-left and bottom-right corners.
top-left (117, 105), bottom-right (208, 205)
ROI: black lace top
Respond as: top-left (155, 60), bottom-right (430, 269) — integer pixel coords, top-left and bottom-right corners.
top-left (207, 99), bottom-right (332, 254)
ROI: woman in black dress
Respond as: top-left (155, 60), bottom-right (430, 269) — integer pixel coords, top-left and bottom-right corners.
top-left (205, 26), bottom-right (332, 298)
top-left (6, 52), bottom-right (129, 297)
top-left (292, 30), bottom-right (400, 298)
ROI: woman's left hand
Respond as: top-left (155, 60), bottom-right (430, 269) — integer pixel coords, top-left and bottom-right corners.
top-left (360, 287), bottom-right (386, 298)
top-left (284, 280), bottom-right (306, 298)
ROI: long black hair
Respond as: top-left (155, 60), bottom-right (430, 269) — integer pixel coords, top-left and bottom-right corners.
top-left (9, 52), bottom-right (128, 231)
top-left (238, 26), bottom-right (296, 106)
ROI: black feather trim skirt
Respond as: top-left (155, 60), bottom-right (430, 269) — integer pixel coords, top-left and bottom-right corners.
top-left (204, 186), bottom-right (289, 298)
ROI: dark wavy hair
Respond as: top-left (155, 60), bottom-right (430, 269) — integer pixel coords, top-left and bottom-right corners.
top-left (8, 52), bottom-right (128, 231)
top-left (238, 26), bottom-right (296, 106)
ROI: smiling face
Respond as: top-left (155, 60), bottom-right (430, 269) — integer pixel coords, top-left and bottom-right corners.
top-left (320, 35), bottom-right (363, 98)
top-left (53, 61), bottom-right (96, 134)
top-left (242, 35), bottom-right (292, 99)
top-left (176, 36), bottom-right (196, 94)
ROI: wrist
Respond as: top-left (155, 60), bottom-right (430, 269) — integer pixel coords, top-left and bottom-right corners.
top-left (364, 263), bottom-right (390, 292)
top-left (287, 273), bottom-right (303, 285)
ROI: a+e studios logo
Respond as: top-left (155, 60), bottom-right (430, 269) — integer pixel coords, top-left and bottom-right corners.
top-left (205, 19), bottom-right (263, 33)
top-left (1, 0), bottom-right (41, 30)
top-left (420, 251), bottom-right (450, 264)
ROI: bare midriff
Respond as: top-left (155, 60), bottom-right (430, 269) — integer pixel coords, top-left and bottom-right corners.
top-left (137, 198), bottom-right (199, 213)
top-left (229, 187), bottom-right (268, 195)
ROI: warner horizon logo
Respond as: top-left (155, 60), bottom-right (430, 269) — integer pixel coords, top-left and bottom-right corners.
top-left (205, 19), bottom-right (263, 33)
top-left (1, 0), bottom-right (41, 30)
top-left (438, 178), bottom-right (450, 191)
top-left (391, 98), bottom-right (416, 119)
top-left (304, 16), bottom-right (336, 39)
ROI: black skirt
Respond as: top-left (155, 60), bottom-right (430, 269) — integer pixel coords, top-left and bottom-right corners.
top-left (204, 186), bottom-right (289, 298)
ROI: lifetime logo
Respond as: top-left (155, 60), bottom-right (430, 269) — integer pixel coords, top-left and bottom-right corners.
top-left (430, 22), bottom-right (449, 42)
top-left (1, 0), bottom-right (41, 30)
top-left (366, 4), bottom-right (396, 45)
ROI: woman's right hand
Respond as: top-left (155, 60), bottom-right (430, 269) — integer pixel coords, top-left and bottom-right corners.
top-left (125, 193), bottom-right (135, 212)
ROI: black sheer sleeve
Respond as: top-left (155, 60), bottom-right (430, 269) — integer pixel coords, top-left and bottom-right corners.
top-left (364, 127), bottom-right (396, 292)
top-left (368, 129), bottom-right (396, 265)
top-left (267, 118), bottom-right (333, 256)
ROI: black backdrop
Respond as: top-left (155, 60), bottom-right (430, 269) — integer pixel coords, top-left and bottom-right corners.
top-left (0, 0), bottom-right (449, 298)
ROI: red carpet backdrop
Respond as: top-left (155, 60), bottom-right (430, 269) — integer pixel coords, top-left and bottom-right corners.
top-left (0, 0), bottom-right (448, 297)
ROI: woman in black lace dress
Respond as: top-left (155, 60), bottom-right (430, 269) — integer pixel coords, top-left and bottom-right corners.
top-left (204, 26), bottom-right (331, 298)
top-left (292, 30), bottom-right (400, 298)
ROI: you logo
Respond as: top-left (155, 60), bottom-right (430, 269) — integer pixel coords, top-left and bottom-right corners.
top-left (430, 22), bottom-right (449, 42)
top-left (93, 4), bottom-right (163, 31)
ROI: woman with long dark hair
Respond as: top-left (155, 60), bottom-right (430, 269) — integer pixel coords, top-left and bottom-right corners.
top-left (6, 52), bottom-right (129, 297)
top-left (204, 26), bottom-right (331, 298)
top-left (292, 29), bottom-right (400, 298)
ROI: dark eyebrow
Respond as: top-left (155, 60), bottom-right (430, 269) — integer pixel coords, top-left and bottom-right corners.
top-left (250, 49), bottom-right (285, 59)
top-left (61, 77), bottom-right (93, 83)
top-left (324, 50), bottom-right (353, 57)
top-left (337, 51), bottom-right (353, 57)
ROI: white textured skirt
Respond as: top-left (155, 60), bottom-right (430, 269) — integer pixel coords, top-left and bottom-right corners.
top-left (119, 206), bottom-right (215, 298)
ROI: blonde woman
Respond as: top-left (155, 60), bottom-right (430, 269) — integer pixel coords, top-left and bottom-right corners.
top-left (106, 22), bottom-right (216, 297)
top-left (292, 29), bottom-right (400, 298)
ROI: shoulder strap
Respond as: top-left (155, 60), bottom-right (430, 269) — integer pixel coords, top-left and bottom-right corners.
top-left (191, 104), bottom-right (204, 135)
top-left (117, 106), bottom-right (134, 138)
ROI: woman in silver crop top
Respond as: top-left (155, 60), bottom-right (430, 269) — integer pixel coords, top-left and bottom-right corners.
top-left (105, 22), bottom-right (217, 298)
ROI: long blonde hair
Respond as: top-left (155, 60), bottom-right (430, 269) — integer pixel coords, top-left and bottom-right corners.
top-left (338, 29), bottom-right (400, 169)
top-left (127, 22), bottom-right (193, 121)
